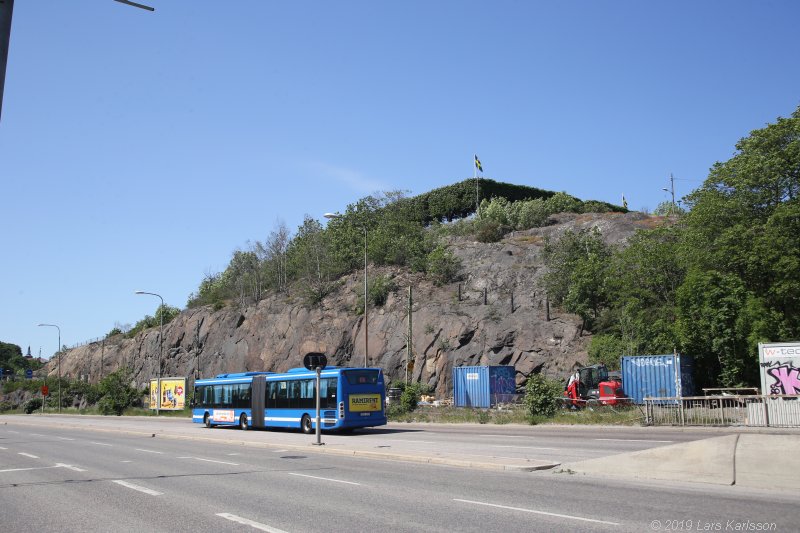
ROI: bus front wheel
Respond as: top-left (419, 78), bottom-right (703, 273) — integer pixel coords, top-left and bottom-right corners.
top-left (301, 414), bottom-right (313, 434)
top-left (204, 413), bottom-right (213, 428)
top-left (239, 413), bottom-right (249, 431)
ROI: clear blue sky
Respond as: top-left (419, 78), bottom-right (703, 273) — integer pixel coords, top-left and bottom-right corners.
top-left (2, 1), bottom-right (798, 359)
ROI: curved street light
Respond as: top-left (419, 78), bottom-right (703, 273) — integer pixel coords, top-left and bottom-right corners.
top-left (113, 0), bottom-right (155, 11)
top-left (37, 323), bottom-right (61, 413)
top-left (324, 213), bottom-right (368, 368)
top-left (135, 290), bottom-right (164, 414)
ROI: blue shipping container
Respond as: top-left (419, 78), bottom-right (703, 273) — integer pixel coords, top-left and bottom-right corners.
top-left (452, 366), bottom-right (516, 408)
top-left (621, 354), bottom-right (695, 404)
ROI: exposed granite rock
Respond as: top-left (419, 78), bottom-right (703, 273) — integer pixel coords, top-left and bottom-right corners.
top-left (49, 212), bottom-right (652, 398)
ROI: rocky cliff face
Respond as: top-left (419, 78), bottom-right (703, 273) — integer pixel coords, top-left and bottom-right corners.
top-left (50, 212), bottom-right (655, 397)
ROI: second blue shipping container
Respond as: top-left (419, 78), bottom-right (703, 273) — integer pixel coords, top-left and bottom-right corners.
top-left (621, 354), bottom-right (695, 404)
top-left (452, 365), bottom-right (516, 408)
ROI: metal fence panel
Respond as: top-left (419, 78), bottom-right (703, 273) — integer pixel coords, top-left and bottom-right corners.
top-left (645, 395), bottom-right (800, 428)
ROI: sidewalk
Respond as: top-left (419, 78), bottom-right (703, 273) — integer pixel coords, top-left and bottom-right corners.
top-left (561, 433), bottom-right (800, 490)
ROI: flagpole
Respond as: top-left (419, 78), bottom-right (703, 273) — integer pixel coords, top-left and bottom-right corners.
top-left (474, 155), bottom-right (479, 217)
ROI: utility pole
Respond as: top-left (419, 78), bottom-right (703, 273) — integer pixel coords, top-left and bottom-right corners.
top-left (406, 286), bottom-right (413, 384)
top-left (662, 174), bottom-right (676, 215)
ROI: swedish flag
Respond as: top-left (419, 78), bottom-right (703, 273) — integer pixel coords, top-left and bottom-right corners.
top-left (474, 154), bottom-right (483, 173)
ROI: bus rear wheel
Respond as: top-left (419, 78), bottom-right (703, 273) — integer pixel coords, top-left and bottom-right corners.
top-left (301, 414), bottom-right (313, 434)
top-left (239, 413), bottom-right (249, 430)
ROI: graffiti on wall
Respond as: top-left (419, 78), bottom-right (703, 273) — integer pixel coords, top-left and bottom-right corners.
top-left (762, 361), bottom-right (800, 395)
top-left (759, 343), bottom-right (800, 396)
top-left (489, 366), bottom-right (516, 403)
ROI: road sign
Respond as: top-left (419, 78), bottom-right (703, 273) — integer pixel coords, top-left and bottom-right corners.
top-left (303, 352), bottom-right (327, 371)
top-left (41, 385), bottom-right (49, 396)
top-left (25, 369), bottom-right (32, 379)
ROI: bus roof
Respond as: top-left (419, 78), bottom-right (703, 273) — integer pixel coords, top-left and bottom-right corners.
top-left (214, 371), bottom-right (274, 378)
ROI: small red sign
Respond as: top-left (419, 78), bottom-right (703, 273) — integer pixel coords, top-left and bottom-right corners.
top-left (41, 385), bottom-right (49, 396)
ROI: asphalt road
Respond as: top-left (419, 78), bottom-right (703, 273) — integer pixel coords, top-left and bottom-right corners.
top-left (1, 417), bottom-right (797, 532)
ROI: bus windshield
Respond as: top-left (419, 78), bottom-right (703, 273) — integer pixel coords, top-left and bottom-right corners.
top-left (343, 369), bottom-right (380, 385)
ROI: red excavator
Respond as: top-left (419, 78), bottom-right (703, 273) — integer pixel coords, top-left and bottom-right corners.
top-left (564, 364), bottom-right (626, 408)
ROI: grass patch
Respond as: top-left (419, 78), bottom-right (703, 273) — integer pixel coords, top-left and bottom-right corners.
top-left (387, 404), bottom-right (644, 425)
top-left (7, 405), bottom-right (194, 418)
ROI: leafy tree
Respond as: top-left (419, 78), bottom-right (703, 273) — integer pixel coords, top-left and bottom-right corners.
top-left (367, 275), bottom-right (397, 307)
top-left (126, 304), bottom-right (181, 338)
top-left (425, 244), bottom-right (461, 286)
top-left (677, 106), bottom-right (800, 383)
top-left (97, 368), bottom-right (140, 415)
top-left (596, 226), bottom-right (685, 356)
top-left (399, 382), bottom-right (430, 413)
top-left (257, 219), bottom-right (291, 294)
top-left (474, 218), bottom-right (506, 243)
top-left (369, 192), bottom-right (427, 267)
top-left (287, 215), bottom-right (338, 305)
top-left (544, 191), bottom-right (582, 214)
top-left (653, 201), bottom-right (685, 217)
top-left (587, 334), bottom-right (629, 370)
top-left (0, 341), bottom-right (25, 372)
top-left (675, 271), bottom-right (752, 387)
top-left (523, 374), bottom-right (563, 418)
top-left (542, 228), bottom-right (612, 332)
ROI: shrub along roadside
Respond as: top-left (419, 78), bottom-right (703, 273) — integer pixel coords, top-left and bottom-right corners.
top-left (1, 368), bottom-right (146, 415)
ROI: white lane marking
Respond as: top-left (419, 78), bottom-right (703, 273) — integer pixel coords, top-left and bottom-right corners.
top-left (178, 457), bottom-right (239, 466)
top-left (134, 448), bottom-right (164, 454)
top-left (491, 445), bottom-right (559, 451)
top-left (0, 446), bottom-right (7, 450)
top-left (453, 499), bottom-right (620, 525)
top-left (216, 513), bottom-right (289, 532)
top-left (29, 433), bottom-right (46, 437)
top-left (594, 438), bottom-right (673, 443)
top-left (7, 430), bottom-right (20, 434)
top-left (272, 449), bottom-right (289, 453)
top-left (121, 460), bottom-right (133, 463)
top-left (0, 466), bottom-right (60, 473)
top-left (112, 480), bottom-right (163, 496)
top-left (55, 463), bottom-right (87, 472)
top-left (91, 442), bottom-right (112, 446)
top-left (226, 453), bottom-right (241, 456)
top-left (289, 472), bottom-right (361, 486)
top-left (0, 464), bottom-right (84, 473)
top-left (57, 437), bottom-right (75, 441)
top-left (18, 452), bottom-right (39, 459)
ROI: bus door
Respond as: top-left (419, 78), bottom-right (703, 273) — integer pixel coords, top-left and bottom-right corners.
top-left (251, 375), bottom-right (266, 429)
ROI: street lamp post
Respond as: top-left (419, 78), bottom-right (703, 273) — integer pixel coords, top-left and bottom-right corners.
top-left (37, 323), bottom-right (61, 413)
top-left (135, 290), bottom-right (164, 414)
top-left (324, 213), bottom-right (368, 367)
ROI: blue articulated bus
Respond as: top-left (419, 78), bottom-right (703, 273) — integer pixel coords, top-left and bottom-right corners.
top-left (192, 366), bottom-right (387, 433)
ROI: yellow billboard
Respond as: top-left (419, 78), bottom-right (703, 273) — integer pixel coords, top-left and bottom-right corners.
top-left (149, 378), bottom-right (186, 410)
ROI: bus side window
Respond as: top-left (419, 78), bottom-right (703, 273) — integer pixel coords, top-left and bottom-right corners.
top-left (276, 381), bottom-right (288, 409)
top-left (323, 378), bottom-right (337, 409)
top-left (265, 382), bottom-right (276, 409)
